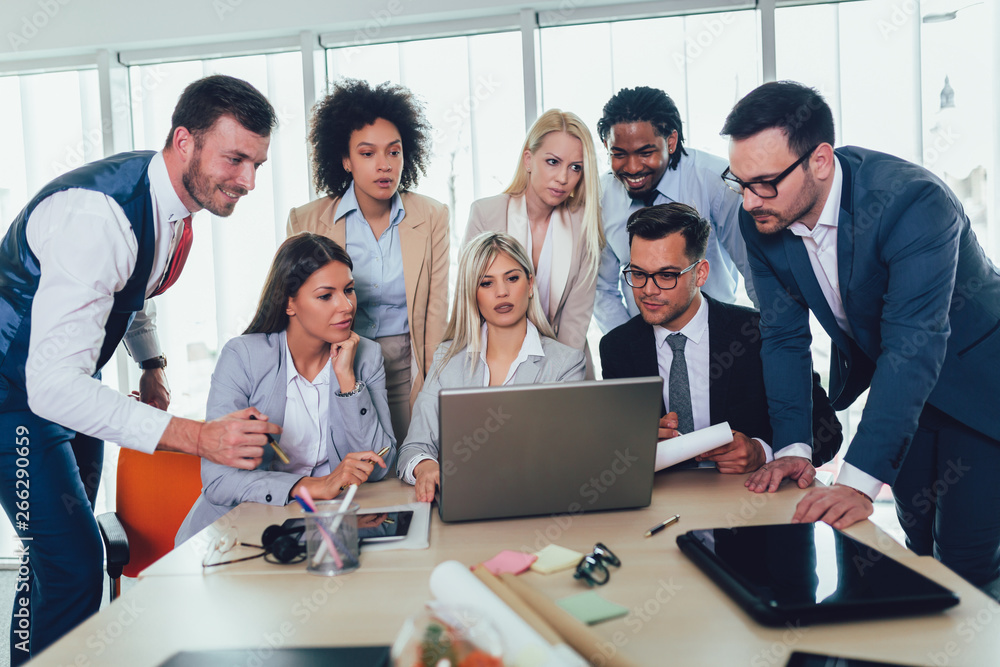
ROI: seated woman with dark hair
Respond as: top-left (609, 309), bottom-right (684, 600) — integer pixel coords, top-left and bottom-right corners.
top-left (176, 233), bottom-right (393, 544)
top-left (288, 79), bottom-right (449, 444)
top-left (397, 232), bottom-right (586, 502)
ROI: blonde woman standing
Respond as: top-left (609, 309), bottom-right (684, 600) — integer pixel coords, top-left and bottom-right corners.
top-left (463, 109), bottom-right (603, 363)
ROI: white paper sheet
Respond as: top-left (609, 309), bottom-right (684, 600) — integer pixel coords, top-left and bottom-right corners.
top-left (655, 422), bottom-right (733, 471)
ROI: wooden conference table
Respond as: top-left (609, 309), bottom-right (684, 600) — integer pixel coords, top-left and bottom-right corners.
top-left (30, 471), bottom-right (1000, 666)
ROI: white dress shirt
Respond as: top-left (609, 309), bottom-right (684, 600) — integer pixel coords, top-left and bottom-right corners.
top-left (784, 160), bottom-right (881, 500)
top-left (274, 340), bottom-right (332, 477)
top-left (24, 152), bottom-right (188, 453)
top-left (653, 296), bottom-right (772, 466)
top-left (400, 320), bottom-right (546, 484)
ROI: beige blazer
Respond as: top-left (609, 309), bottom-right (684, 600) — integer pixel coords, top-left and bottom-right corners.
top-left (287, 192), bottom-right (450, 406)
top-left (464, 193), bottom-right (596, 352)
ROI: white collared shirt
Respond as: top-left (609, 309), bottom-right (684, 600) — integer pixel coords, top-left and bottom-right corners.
top-left (23, 151), bottom-right (188, 453)
top-left (400, 320), bottom-right (546, 484)
top-left (788, 159), bottom-right (853, 338)
top-left (275, 340), bottom-right (332, 476)
top-left (653, 296), bottom-right (772, 466)
top-left (479, 319), bottom-right (545, 387)
top-left (779, 159), bottom-right (881, 498)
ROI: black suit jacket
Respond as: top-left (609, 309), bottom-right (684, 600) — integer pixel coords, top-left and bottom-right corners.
top-left (599, 296), bottom-right (841, 466)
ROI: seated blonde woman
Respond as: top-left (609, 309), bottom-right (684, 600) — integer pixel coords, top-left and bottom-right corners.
top-left (397, 232), bottom-right (586, 501)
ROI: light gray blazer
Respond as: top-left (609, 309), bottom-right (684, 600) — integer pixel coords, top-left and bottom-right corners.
top-left (396, 335), bottom-right (586, 480)
top-left (464, 194), bottom-right (597, 353)
top-left (175, 331), bottom-right (395, 545)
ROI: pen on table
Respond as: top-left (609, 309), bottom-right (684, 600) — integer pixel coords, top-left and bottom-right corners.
top-left (340, 446), bottom-right (391, 491)
top-left (644, 514), bottom-right (680, 538)
top-left (249, 414), bottom-right (289, 464)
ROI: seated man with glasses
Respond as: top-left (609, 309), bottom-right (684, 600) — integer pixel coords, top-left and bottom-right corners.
top-left (599, 203), bottom-right (841, 473)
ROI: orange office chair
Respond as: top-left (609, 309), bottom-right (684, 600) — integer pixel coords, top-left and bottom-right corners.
top-left (97, 448), bottom-right (203, 600)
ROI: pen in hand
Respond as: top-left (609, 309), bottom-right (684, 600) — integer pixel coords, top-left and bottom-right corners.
top-left (340, 445), bottom-right (391, 491)
top-left (249, 414), bottom-right (290, 464)
top-left (644, 514), bottom-right (680, 538)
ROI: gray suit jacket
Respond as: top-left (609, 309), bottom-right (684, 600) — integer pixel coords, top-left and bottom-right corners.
top-left (396, 335), bottom-right (586, 481)
top-left (176, 331), bottom-right (395, 545)
top-left (464, 194), bottom-right (596, 352)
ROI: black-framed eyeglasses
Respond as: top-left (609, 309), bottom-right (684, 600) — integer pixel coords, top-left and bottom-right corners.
top-left (721, 144), bottom-right (818, 199)
top-left (623, 261), bottom-right (700, 291)
top-left (573, 543), bottom-right (621, 587)
top-left (202, 528), bottom-right (267, 568)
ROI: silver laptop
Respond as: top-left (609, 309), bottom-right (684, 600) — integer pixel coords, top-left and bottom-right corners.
top-left (437, 377), bottom-right (662, 523)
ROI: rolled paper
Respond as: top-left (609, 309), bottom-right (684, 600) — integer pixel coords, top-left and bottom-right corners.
top-left (655, 422), bottom-right (733, 471)
top-left (498, 574), bottom-right (642, 667)
top-left (472, 566), bottom-right (564, 646)
top-left (429, 561), bottom-right (587, 666)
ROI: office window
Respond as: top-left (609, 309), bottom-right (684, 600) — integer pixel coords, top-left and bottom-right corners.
top-left (539, 11), bottom-right (761, 166)
top-left (0, 69), bottom-right (103, 232)
top-left (0, 68), bottom-right (107, 558)
top-left (539, 12), bottom-right (760, 373)
top-left (128, 52), bottom-right (309, 421)
top-left (326, 31), bottom-right (526, 250)
top-left (776, 0), bottom-right (998, 460)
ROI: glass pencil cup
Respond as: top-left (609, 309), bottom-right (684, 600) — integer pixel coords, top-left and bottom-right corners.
top-left (303, 500), bottom-right (360, 576)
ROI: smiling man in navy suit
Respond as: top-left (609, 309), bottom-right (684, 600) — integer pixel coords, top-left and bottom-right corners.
top-left (724, 81), bottom-right (1000, 597)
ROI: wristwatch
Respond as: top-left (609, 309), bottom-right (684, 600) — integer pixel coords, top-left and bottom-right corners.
top-left (336, 380), bottom-right (365, 397)
top-left (139, 355), bottom-right (168, 370)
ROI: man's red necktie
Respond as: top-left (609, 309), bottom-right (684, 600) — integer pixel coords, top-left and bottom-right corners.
top-left (150, 215), bottom-right (192, 297)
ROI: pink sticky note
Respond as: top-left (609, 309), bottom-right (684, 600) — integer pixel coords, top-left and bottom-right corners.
top-left (481, 550), bottom-right (538, 576)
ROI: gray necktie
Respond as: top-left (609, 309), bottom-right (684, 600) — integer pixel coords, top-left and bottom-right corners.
top-left (666, 334), bottom-right (694, 434)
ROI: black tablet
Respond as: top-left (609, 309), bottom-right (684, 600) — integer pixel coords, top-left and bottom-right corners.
top-left (281, 511), bottom-right (413, 545)
top-left (677, 523), bottom-right (959, 626)
top-left (785, 652), bottom-right (917, 667)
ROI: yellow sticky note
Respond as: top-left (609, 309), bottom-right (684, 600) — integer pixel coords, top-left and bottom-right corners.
top-left (530, 544), bottom-right (584, 574)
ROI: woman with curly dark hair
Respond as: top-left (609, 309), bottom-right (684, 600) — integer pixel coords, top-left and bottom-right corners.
top-left (288, 79), bottom-right (449, 444)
